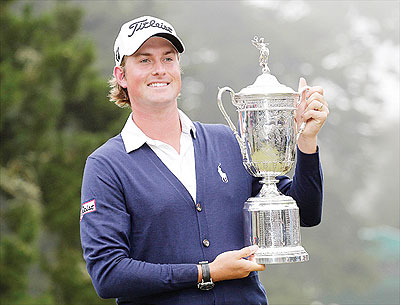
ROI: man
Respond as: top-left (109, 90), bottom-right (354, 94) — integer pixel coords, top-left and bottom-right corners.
top-left (80, 16), bottom-right (329, 305)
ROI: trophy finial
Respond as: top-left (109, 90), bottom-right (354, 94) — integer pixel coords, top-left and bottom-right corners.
top-left (251, 36), bottom-right (270, 74)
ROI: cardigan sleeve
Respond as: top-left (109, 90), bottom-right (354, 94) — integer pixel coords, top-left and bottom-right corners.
top-left (276, 146), bottom-right (323, 227)
top-left (80, 156), bottom-right (198, 299)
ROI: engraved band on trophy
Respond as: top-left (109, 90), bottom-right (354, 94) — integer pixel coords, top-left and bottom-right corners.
top-left (217, 36), bottom-right (310, 264)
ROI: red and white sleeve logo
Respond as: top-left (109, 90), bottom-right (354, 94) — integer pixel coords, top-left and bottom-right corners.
top-left (80, 199), bottom-right (96, 221)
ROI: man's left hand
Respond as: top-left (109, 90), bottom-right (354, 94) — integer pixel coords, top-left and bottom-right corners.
top-left (296, 77), bottom-right (329, 153)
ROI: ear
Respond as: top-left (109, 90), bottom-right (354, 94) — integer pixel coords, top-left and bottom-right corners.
top-left (114, 65), bottom-right (128, 88)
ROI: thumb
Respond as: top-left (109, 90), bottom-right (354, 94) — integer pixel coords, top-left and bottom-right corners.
top-left (237, 245), bottom-right (259, 258)
top-left (298, 77), bottom-right (307, 92)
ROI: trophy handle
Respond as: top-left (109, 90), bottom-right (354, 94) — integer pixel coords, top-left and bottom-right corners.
top-left (217, 87), bottom-right (246, 153)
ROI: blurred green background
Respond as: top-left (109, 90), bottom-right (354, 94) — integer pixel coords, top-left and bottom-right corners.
top-left (1, 0), bottom-right (399, 304)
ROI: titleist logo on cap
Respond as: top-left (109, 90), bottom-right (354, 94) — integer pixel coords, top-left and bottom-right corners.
top-left (128, 18), bottom-right (173, 37)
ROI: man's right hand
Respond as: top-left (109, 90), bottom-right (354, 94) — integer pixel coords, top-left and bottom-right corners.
top-left (206, 245), bottom-right (265, 282)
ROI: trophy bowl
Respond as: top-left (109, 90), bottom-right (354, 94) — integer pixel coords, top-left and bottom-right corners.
top-left (217, 37), bottom-right (309, 264)
top-left (236, 94), bottom-right (297, 178)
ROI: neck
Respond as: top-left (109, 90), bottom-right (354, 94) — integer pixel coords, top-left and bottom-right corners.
top-left (131, 104), bottom-right (182, 153)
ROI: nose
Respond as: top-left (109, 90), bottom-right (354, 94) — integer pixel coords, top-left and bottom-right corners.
top-left (151, 60), bottom-right (166, 76)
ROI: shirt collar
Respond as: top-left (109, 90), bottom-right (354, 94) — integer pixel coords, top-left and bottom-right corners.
top-left (121, 109), bottom-right (196, 153)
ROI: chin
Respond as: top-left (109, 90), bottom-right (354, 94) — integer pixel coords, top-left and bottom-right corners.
top-left (149, 94), bottom-right (179, 104)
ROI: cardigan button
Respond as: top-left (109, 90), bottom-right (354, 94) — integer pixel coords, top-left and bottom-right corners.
top-left (202, 239), bottom-right (210, 247)
top-left (196, 203), bottom-right (202, 212)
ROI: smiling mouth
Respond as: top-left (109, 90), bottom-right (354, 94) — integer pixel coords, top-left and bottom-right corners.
top-left (148, 82), bottom-right (169, 88)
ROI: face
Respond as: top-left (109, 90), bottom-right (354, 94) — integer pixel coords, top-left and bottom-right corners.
top-left (115, 36), bottom-right (181, 112)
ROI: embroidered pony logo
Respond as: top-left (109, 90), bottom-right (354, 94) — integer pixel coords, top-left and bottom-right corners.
top-left (217, 163), bottom-right (229, 183)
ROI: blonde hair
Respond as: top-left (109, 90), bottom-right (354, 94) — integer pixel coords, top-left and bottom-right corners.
top-left (108, 57), bottom-right (130, 108)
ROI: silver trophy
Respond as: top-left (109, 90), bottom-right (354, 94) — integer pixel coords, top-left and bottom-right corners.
top-left (217, 37), bottom-right (310, 264)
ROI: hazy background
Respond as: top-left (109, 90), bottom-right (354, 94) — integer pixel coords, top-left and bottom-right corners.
top-left (1, 0), bottom-right (399, 304)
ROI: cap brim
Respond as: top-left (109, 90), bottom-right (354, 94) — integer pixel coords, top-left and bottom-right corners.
top-left (153, 33), bottom-right (184, 53)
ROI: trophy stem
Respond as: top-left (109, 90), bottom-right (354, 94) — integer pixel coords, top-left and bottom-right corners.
top-left (258, 177), bottom-right (281, 197)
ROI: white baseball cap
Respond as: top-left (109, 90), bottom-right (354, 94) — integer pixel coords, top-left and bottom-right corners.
top-left (113, 16), bottom-right (185, 66)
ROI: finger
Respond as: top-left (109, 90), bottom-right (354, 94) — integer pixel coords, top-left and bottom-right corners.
top-left (304, 100), bottom-right (329, 117)
top-left (241, 255), bottom-right (265, 270)
top-left (306, 86), bottom-right (324, 100)
top-left (305, 92), bottom-right (328, 109)
top-left (246, 261), bottom-right (265, 272)
top-left (305, 100), bottom-right (326, 112)
top-left (307, 86), bottom-right (323, 96)
top-left (298, 77), bottom-right (307, 92)
top-left (297, 77), bottom-right (309, 107)
top-left (302, 109), bottom-right (329, 124)
top-left (247, 254), bottom-right (262, 267)
top-left (237, 245), bottom-right (259, 258)
top-left (297, 92), bottom-right (322, 126)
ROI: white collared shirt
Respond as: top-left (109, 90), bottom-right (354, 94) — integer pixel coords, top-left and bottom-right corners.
top-left (121, 110), bottom-right (197, 202)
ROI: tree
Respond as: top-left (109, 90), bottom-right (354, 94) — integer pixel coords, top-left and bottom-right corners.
top-left (1, 1), bottom-right (124, 303)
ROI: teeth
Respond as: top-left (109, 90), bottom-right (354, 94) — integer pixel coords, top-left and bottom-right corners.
top-left (148, 83), bottom-right (168, 87)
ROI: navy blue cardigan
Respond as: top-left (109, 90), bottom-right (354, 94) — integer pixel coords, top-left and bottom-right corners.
top-left (80, 122), bottom-right (323, 305)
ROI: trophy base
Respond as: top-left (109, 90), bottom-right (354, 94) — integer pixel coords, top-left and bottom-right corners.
top-left (254, 246), bottom-right (309, 264)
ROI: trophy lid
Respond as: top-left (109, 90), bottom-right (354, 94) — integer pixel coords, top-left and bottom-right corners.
top-left (237, 37), bottom-right (297, 97)
top-left (238, 73), bottom-right (296, 96)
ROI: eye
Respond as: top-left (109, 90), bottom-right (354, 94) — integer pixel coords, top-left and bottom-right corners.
top-left (164, 57), bottom-right (174, 62)
top-left (140, 58), bottom-right (150, 63)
